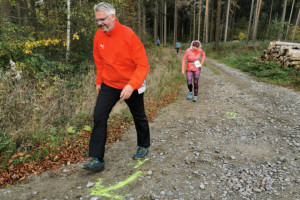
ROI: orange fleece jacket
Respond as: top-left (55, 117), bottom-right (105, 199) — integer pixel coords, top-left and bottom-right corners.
top-left (93, 19), bottom-right (150, 90)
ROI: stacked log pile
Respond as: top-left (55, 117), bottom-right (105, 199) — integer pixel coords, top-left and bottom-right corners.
top-left (260, 41), bottom-right (300, 70)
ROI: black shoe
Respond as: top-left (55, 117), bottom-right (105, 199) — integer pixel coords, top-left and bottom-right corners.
top-left (133, 146), bottom-right (149, 160)
top-left (82, 158), bottom-right (105, 172)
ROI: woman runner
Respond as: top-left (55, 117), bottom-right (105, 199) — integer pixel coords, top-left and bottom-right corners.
top-left (181, 40), bottom-right (205, 102)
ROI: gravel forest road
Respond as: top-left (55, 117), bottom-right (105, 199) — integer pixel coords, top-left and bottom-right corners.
top-left (1, 58), bottom-right (299, 200)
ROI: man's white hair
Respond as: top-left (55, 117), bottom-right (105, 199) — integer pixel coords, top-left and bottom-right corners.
top-left (94, 2), bottom-right (116, 15)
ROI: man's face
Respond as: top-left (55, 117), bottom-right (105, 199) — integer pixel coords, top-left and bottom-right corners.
top-left (95, 11), bottom-right (115, 32)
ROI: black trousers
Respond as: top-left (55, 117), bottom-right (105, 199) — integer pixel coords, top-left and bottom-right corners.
top-left (88, 83), bottom-right (150, 160)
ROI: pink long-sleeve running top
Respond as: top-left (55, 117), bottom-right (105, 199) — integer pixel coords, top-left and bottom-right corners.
top-left (181, 48), bottom-right (205, 72)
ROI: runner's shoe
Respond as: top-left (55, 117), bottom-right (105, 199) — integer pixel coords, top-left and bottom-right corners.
top-left (193, 96), bottom-right (197, 102)
top-left (133, 146), bottom-right (149, 160)
top-left (82, 158), bottom-right (105, 172)
top-left (187, 92), bottom-right (193, 100)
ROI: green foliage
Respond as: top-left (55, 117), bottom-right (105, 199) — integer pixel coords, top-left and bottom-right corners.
top-left (84, 125), bottom-right (92, 131)
top-left (263, 19), bottom-right (290, 41)
top-left (67, 126), bottom-right (77, 134)
top-left (238, 32), bottom-right (246, 41)
top-left (0, 133), bottom-right (14, 157)
top-left (231, 17), bottom-right (248, 41)
top-left (0, 21), bottom-right (29, 68)
top-left (22, 54), bottom-right (58, 78)
top-left (286, 25), bottom-right (300, 41)
top-left (205, 42), bottom-right (300, 90)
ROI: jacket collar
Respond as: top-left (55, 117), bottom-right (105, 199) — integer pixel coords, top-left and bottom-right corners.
top-left (104, 19), bottom-right (120, 36)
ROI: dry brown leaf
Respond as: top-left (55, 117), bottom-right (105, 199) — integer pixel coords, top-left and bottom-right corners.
top-left (17, 152), bottom-right (24, 157)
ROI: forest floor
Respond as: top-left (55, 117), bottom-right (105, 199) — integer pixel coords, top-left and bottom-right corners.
top-left (0, 55), bottom-right (299, 200)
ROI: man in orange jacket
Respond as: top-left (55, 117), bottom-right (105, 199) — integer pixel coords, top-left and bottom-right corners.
top-left (83, 2), bottom-right (151, 172)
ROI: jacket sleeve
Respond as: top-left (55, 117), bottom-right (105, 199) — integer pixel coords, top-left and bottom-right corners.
top-left (200, 49), bottom-right (206, 65)
top-left (128, 33), bottom-right (150, 90)
top-left (93, 32), bottom-right (103, 85)
top-left (182, 50), bottom-right (189, 72)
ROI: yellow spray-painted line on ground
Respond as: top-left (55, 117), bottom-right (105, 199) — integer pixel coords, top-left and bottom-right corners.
top-left (226, 112), bottom-right (241, 119)
top-left (134, 158), bottom-right (149, 168)
top-left (90, 158), bottom-right (148, 200)
top-left (90, 170), bottom-right (143, 199)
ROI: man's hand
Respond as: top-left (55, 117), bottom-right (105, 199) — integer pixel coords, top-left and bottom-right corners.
top-left (182, 70), bottom-right (185, 75)
top-left (96, 84), bottom-right (101, 94)
top-left (120, 84), bottom-right (133, 100)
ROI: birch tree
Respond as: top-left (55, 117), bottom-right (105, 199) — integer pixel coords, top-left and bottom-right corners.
top-left (66, 0), bottom-right (71, 61)
top-left (224, 0), bottom-right (230, 42)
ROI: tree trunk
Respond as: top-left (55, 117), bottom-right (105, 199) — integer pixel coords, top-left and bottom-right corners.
top-left (278, 0), bottom-right (288, 40)
top-left (138, 0), bottom-right (142, 39)
top-left (246, 0), bottom-right (255, 44)
top-left (142, 3), bottom-right (146, 43)
top-left (268, 0), bottom-right (273, 33)
top-left (215, 0), bottom-right (221, 51)
top-left (29, 0), bottom-right (38, 34)
top-left (160, 0), bottom-right (163, 43)
top-left (209, 3), bottom-right (213, 43)
top-left (193, 0), bottom-right (196, 40)
top-left (0, 0), bottom-right (11, 25)
top-left (173, 0), bottom-right (178, 44)
top-left (189, 17), bottom-right (192, 41)
top-left (15, 2), bottom-right (22, 25)
top-left (164, 0), bottom-right (167, 45)
top-left (182, 25), bottom-right (184, 42)
top-left (284, 0), bottom-right (295, 41)
top-left (224, 0), bottom-right (230, 42)
top-left (154, 0), bottom-right (158, 43)
top-left (221, 2), bottom-right (227, 40)
top-left (252, 0), bottom-right (262, 45)
top-left (203, 0), bottom-right (209, 43)
top-left (66, 0), bottom-right (71, 61)
top-left (292, 8), bottom-right (300, 42)
top-left (197, 0), bottom-right (202, 41)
